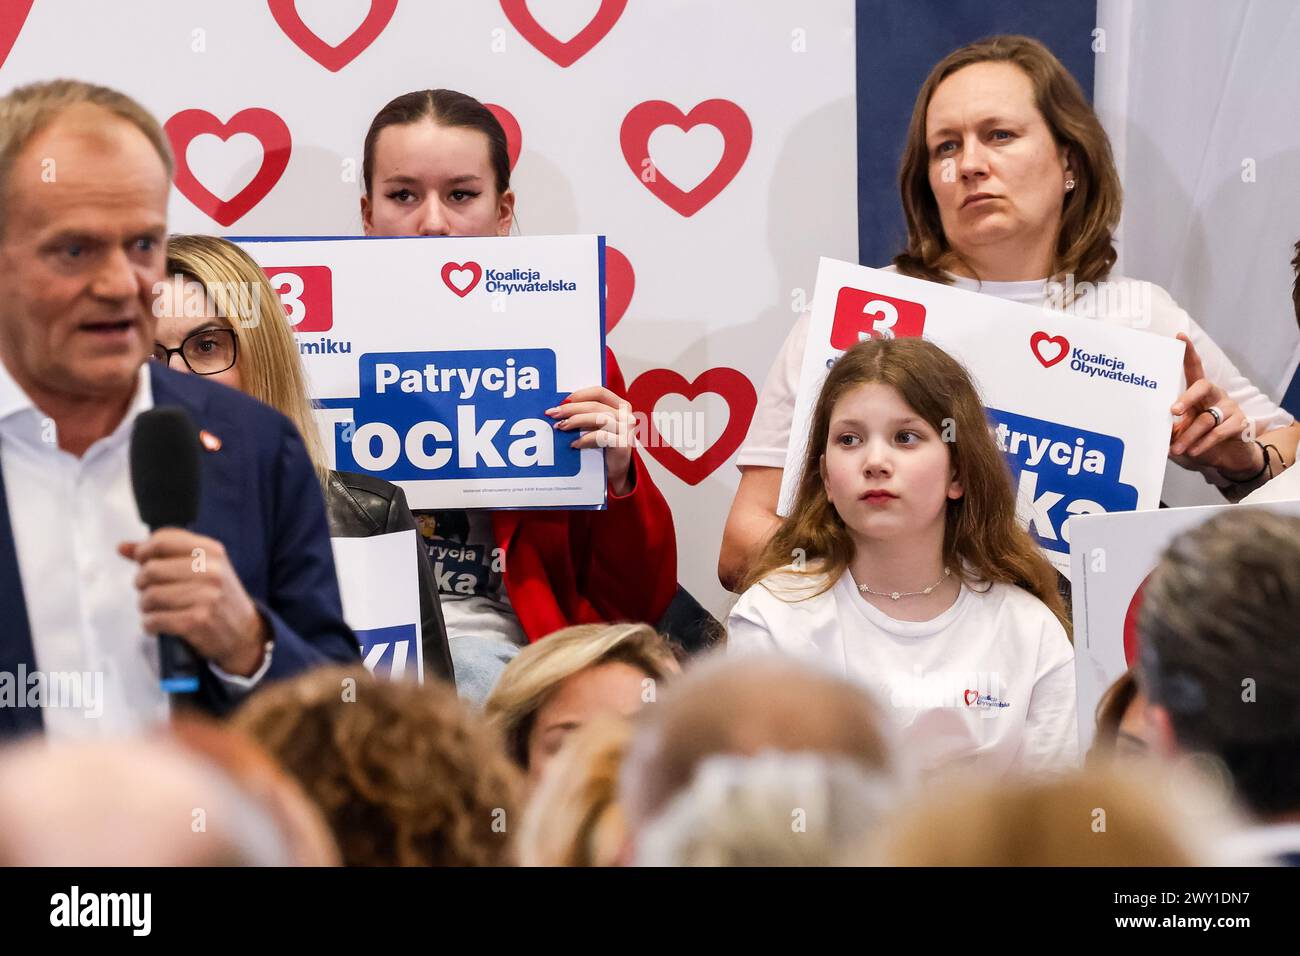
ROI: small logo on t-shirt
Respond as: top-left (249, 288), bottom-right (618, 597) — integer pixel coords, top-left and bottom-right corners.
top-left (964, 688), bottom-right (1010, 709)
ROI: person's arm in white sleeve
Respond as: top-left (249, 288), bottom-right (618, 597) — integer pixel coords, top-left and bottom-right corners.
top-left (1013, 621), bottom-right (1080, 774)
top-left (720, 313), bottom-right (811, 591)
top-left (724, 586), bottom-right (783, 656)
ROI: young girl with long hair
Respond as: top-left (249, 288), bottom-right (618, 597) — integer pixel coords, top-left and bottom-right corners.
top-left (727, 337), bottom-right (1077, 777)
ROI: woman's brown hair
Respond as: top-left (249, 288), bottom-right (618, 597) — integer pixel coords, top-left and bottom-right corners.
top-left (362, 89), bottom-right (511, 197)
top-left (233, 665), bottom-right (523, 867)
top-left (893, 34), bottom-right (1122, 287)
top-left (742, 337), bottom-right (1066, 630)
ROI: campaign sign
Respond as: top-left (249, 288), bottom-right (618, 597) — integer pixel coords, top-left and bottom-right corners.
top-left (779, 260), bottom-right (1186, 575)
top-left (331, 530), bottom-right (424, 684)
top-left (334, 349), bottom-right (578, 481)
top-left (234, 235), bottom-right (607, 510)
top-left (1068, 501), bottom-right (1300, 751)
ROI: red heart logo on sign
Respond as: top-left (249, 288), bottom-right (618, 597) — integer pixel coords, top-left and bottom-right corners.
top-left (604, 245), bottom-right (634, 333)
top-left (484, 103), bottom-right (522, 171)
top-left (500, 0), bottom-right (626, 68)
top-left (627, 368), bottom-right (757, 486)
top-left (442, 261), bottom-right (482, 297)
top-left (268, 0), bottom-right (397, 72)
top-left (1030, 331), bottom-right (1070, 368)
top-left (964, 689), bottom-right (979, 706)
top-left (0, 0), bottom-right (33, 69)
top-left (621, 100), bottom-right (752, 217)
top-left (165, 109), bottom-right (292, 227)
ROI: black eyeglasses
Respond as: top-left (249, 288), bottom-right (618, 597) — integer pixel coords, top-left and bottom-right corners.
top-left (152, 328), bottom-right (238, 375)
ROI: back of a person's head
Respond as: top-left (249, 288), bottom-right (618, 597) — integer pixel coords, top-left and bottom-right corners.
top-left (169, 717), bottom-right (339, 866)
top-left (872, 766), bottom-right (1215, 866)
top-left (516, 715), bottom-right (632, 867)
top-left (0, 735), bottom-right (295, 866)
top-left (233, 665), bottom-right (522, 866)
top-left (620, 654), bottom-right (893, 837)
top-left (635, 750), bottom-right (896, 866)
top-left (1138, 508), bottom-right (1300, 819)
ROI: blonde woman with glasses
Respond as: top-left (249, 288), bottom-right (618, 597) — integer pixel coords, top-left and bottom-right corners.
top-left (153, 234), bottom-right (454, 683)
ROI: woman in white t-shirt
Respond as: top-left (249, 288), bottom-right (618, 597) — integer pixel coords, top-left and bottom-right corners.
top-left (718, 35), bottom-right (1299, 590)
top-left (727, 337), bottom-right (1077, 778)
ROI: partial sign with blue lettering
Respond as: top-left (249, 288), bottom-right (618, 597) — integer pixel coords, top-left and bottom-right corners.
top-left (234, 235), bottom-right (607, 510)
top-left (781, 260), bottom-right (1186, 577)
top-left (331, 530), bottom-right (424, 683)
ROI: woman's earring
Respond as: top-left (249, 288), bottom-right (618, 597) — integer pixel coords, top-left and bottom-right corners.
top-left (1065, 178), bottom-right (1076, 191)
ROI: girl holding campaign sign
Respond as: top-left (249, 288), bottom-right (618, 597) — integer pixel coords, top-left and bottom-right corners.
top-left (719, 34), bottom-right (1300, 592)
top-left (726, 337), bottom-right (1077, 778)
top-left (360, 89), bottom-right (678, 702)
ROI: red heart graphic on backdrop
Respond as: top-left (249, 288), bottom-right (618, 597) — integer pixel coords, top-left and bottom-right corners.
top-left (442, 261), bottom-right (482, 297)
top-left (964, 689), bottom-right (979, 706)
top-left (484, 103), bottom-right (522, 171)
top-left (604, 245), bottom-right (634, 333)
top-left (0, 0), bottom-right (33, 70)
top-left (500, 0), bottom-right (626, 68)
top-left (621, 99), bottom-right (752, 217)
top-left (627, 368), bottom-right (757, 486)
top-left (1030, 331), bottom-right (1070, 368)
top-left (165, 109), bottom-right (292, 227)
top-left (268, 0), bottom-right (397, 72)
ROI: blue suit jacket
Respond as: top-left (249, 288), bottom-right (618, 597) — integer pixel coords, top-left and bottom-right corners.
top-left (0, 364), bottom-right (359, 738)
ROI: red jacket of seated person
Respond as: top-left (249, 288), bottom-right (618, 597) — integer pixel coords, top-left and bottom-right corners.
top-left (490, 349), bottom-right (677, 641)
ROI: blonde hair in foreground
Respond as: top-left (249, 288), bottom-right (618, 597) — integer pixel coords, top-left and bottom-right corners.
top-left (872, 766), bottom-right (1225, 866)
top-left (485, 623), bottom-right (679, 768)
top-left (165, 234), bottom-right (329, 485)
top-left (516, 715), bottom-right (632, 867)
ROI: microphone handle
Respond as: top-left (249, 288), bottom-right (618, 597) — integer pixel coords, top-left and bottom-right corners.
top-left (159, 633), bottom-right (202, 694)
top-left (147, 520), bottom-right (202, 694)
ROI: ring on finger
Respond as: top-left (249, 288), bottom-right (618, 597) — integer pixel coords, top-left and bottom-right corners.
top-left (1205, 405), bottom-right (1224, 427)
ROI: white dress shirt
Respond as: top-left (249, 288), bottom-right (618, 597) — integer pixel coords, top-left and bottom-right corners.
top-left (0, 361), bottom-right (266, 739)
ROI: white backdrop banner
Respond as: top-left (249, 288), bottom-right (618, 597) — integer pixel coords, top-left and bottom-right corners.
top-left (235, 234), bottom-right (607, 510)
top-left (0, 0), bottom-right (859, 618)
top-left (779, 260), bottom-right (1186, 574)
top-left (1096, 0), bottom-right (1300, 508)
top-left (331, 529), bottom-right (424, 683)
top-left (1068, 499), bottom-right (1300, 751)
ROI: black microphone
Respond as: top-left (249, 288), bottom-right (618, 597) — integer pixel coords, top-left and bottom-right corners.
top-left (129, 406), bottom-right (203, 694)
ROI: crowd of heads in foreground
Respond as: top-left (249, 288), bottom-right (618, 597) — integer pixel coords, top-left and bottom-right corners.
top-left (0, 502), bottom-right (1295, 867)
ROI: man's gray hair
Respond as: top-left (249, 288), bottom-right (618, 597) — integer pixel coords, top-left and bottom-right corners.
top-left (634, 750), bottom-right (897, 867)
top-left (0, 78), bottom-right (174, 230)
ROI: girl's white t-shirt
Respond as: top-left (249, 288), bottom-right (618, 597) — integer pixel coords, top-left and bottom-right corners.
top-left (726, 569), bottom-right (1079, 778)
top-left (737, 272), bottom-right (1294, 476)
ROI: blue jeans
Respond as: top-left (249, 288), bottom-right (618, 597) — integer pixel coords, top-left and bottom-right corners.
top-left (449, 636), bottom-right (521, 706)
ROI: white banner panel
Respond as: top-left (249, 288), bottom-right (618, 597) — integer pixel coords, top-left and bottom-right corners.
top-left (331, 529), bottom-right (424, 683)
top-left (779, 260), bottom-right (1185, 575)
top-left (1068, 499), bottom-right (1300, 751)
top-left (235, 234), bottom-right (607, 510)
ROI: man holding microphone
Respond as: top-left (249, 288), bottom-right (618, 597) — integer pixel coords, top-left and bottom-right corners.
top-left (0, 79), bottom-right (357, 739)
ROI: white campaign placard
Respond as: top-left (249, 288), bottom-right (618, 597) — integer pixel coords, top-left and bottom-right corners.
top-left (235, 234), bottom-right (607, 511)
top-left (1068, 500), bottom-right (1300, 751)
top-left (779, 259), bottom-right (1186, 575)
top-left (331, 530), bottom-right (424, 684)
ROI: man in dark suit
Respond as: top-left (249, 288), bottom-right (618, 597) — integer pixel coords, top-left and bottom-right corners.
top-left (0, 80), bottom-right (356, 739)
